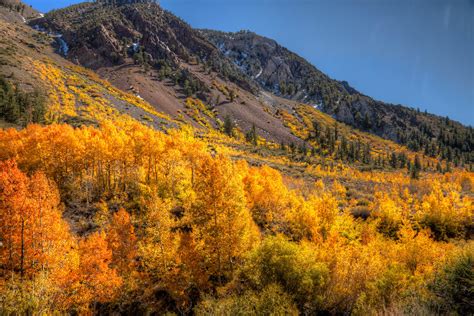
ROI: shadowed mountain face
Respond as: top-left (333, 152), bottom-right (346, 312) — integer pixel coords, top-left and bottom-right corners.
top-left (33, 2), bottom-right (254, 90)
top-left (16, 1), bottom-right (474, 164)
top-left (202, 30), bottom-right (353, 101)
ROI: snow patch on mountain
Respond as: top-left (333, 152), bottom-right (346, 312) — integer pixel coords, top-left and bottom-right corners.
top-left (131, 43), bottom-right (140, 53)
top-left (313, 102), bottom-right (323, 110)
top-left (49, 33), bottom-right (69, 56)
top-left (57, 36), bottom-right (69, 56)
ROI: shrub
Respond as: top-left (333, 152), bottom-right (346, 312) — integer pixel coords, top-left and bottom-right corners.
top-left (429, 249), bottom-right (474, 315)
top-left (239, 235), bottom-right (329, 313)
top-left (351, 206), bottom-right (371, 220)
top-left (195, 284), bottom-right (298, 316)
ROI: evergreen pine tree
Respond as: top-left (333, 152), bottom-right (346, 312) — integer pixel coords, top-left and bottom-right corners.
top-left (410, 155), bottom-right (421, 179)
top-left (246, 124), bottom-right (258, 146)
top-left (223, 115), bottom-right (234, 137)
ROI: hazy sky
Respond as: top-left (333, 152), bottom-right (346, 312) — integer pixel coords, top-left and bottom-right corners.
top-left (24, 0), bottom-right (474, 126)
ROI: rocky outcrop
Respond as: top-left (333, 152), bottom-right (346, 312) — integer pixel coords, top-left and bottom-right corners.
top-left (32, 2), bottom-right (254, 92)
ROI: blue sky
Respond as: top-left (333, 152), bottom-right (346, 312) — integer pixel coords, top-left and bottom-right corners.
top-left (24, 0), bottom-right (474, 126)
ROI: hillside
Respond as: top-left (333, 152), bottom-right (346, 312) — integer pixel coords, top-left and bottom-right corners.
top-left (26, 1), bottom-right (472, 172)
top-left (0, 15), bottom-right (180, 130)
top-left (1, 5), bottom-right (445, 176)
top-left (31, 2), bottom-right (314, 144)
top-left (202, 30), bottom-right (474, 165)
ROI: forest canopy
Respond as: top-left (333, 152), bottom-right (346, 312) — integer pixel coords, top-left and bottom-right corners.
top-left (0, 121), bottom-right (472, 314)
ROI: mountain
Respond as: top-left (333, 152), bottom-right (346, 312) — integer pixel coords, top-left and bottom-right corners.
top-left (29, 2), bottom-right (473, 166)
top-left (202, 30), bottom-right (474, 164)
top-left (33, 2), bottom-right (254, 89)
top-left (202, 30), bottom-right (354, 102)
top-left (30, 2), bottom-right (316, 144)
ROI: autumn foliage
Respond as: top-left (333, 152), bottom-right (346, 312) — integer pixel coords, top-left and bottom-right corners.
top-left (0, 121), bottom-right (472, 314)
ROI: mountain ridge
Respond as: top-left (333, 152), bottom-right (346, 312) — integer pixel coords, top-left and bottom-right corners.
top-left (201, 29), bottom-right (473, 163)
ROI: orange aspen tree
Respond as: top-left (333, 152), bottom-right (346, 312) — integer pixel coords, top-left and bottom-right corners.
top-left (75, 231), bottom-right (122, 310)
top-left (106, 208), bottom-right (137, 275)
top-left (0, 160), bottom-right (73, 278)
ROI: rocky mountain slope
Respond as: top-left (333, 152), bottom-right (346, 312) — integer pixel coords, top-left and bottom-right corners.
top-left (203, 30), bottom-right (474, 164)
top-left (30, 2), bottom-right (311, 144)
top-left (0, 14), bottom-right (176, 130)
top-left (33, 2), bottom-right (254, 89)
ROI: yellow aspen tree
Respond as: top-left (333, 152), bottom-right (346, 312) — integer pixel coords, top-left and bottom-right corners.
top-left (243, 165), bottom-right (290, 231)
top-left (0, 160), bottom-right (74, 278)
top-left (189, 155), bottom-right (259, 285)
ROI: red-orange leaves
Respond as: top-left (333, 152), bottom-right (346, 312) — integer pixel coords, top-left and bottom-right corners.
top-left (106, 208), bottom-right (137, 275)
top-left (0, 160), bottom-right (72, 278)
top-left (77, 231), bottom-right (122, 306)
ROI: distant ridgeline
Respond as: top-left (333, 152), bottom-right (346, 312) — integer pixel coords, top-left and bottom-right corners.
top-left (94, 0), bottom-right (157, 5)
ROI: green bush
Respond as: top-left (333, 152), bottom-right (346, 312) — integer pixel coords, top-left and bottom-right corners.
top-left (195, 284), bottom-right (298, 316)
top-left (429, 249), bottom-right (474, 315)
top-left (239, 235), bottom-right (329, 313)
